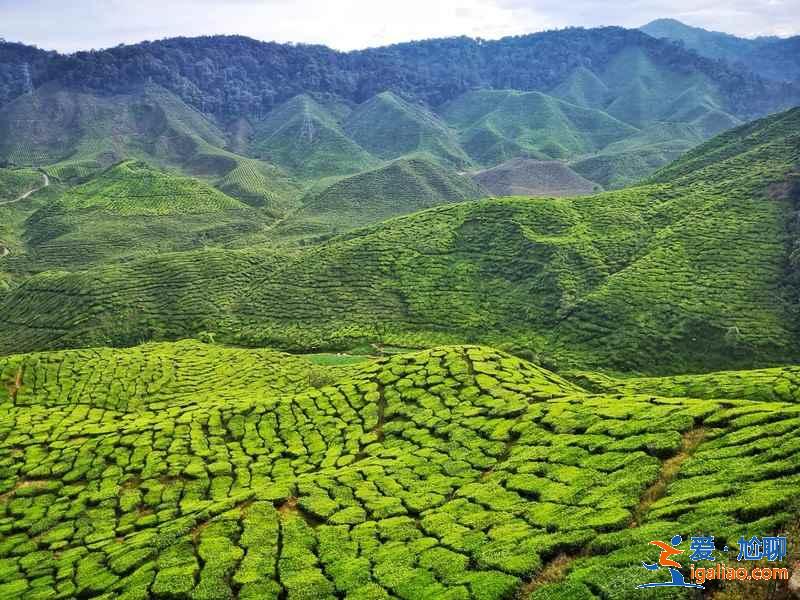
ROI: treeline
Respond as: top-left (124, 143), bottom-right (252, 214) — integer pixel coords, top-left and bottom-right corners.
top-left (0, 27), bottom-right (798, 118)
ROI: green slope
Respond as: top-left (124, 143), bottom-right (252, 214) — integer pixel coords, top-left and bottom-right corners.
top-left (58, 160), bottom-right (245, 216)
top-left (12, 161), bottom-right (277, 271)
top-left (576, 363), bottom-right (800, 404)
top-left (279, 156), bottom-right (486, 238)
top-left (570, 123), bottom-right (707, 188)
top-left (0, 168), bottom-right (44, 203)
top-left (249, 94), bottom-right (378, 179)
top-left (0, 83), bottom-right (301, 217)
top-left (472, 158), bottom-right (600, 197)
top-left (549, 66), bottom-right (610, 109)
top-left (0, 107), bottom-right (797, 371)
top-left (0, 341), bottom-right (798, 599)
top-left (343, 91), bottom-right (471, 168)
top-left (440, 90), bottom-right (638, 166)
top-left (600, 46), bottom-right (737, 129)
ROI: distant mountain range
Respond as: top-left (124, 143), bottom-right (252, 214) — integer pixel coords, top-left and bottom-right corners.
top-left (0, 25), bottom-right (797, 196)
top-left (640, 18), bottom-right (800, 83)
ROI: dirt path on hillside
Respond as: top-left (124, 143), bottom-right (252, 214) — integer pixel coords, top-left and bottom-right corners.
top-left (0, 172), bottom-right (50, 258)
top-left (0, 172), bottom-right (50, 206)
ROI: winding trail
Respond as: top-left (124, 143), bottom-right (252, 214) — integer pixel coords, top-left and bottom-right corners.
top-left (0, 171), bottom-right (50, 206)
top-left (0, 171), bottom-right (50, 258)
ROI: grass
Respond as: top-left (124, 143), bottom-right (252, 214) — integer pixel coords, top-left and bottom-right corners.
top-left (0, 341), bottom-right (797, 599)
top-left (303, 353), bottom-right (374, 366)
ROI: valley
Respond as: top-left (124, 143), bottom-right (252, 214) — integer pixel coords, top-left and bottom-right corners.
top-left (0, 17), bottom-right (799, 600)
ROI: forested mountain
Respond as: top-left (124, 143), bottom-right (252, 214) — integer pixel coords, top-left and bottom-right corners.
top-left (1, 27), bottom-right (797, 119)
top-left (0, 26), bottom-right (797, 193)
top-left (641, 18), bottom-right (800, 83)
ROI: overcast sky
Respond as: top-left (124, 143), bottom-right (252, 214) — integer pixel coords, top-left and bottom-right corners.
top-left (0, 0), bottom-right (797, 53)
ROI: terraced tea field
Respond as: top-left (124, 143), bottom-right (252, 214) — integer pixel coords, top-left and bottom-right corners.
top-left (581, 365), bottom-right (800, 404)
top-left (2, 106), bottom-right (796, 370)
top-left (61, 161), bottom-right (245, 216)
top-left (0, 341), bottom-right (798, 599)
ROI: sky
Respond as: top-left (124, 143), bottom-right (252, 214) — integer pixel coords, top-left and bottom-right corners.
top-left (0, 0), bottom-right (797, 53)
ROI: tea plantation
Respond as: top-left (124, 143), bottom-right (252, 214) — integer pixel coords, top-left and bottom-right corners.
top-left (0, 341), bottom-right (798, 599)
top-left (1, 25), bottom-right (799, 600)
top-left (2, 107), bottom-right (798, 371)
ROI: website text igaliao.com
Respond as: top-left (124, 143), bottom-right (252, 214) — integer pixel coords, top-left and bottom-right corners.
top-left (689, 563), bottom-right (790, 584)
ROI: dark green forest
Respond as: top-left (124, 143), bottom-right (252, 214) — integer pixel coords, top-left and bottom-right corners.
top-left (2, 27), bottom-right (798, 117)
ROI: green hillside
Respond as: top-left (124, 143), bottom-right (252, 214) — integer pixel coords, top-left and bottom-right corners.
top-left (1, 107), bottom-right (797, 371)
top-left (549, 66), bottom-right (610, 109)
top-left (344, 92), bottom-right (472, 168)
top-left (0, 341), bottom-right (798, 599)
top-left (599, 46), bottom-right (730, 128)
top-left (7, 161), bottom-right (280, 272)
top-left (577, 363), bottom-right (800, 404)
top-left (249, 95), bottom-right (378, 179)
top-left (472, 158), bottom-right (599, 197)
top-left (279, 156), bottom-right (486, 238)
top-left (0, 168), bottom-right (44, 203)
top-left (441, 90), bottom-right (638, 166)
top-left (0, 83), bottom-right (301, 217)
top-left (0, 83), bottom-right (226, 172)
top-left (570, 123), bottom-right (707, 188)
top-left (59, 160), bottom-right (245, 216)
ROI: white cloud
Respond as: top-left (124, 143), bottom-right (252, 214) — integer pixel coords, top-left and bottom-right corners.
top-left (0, 0), bottom-right (796, 53)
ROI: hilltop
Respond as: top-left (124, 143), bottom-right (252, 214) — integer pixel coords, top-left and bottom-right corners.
top-left (280, 156), bottom-right (486, 238)
top-left (1, 27), bottom-right (798, 187)
top-left (249, 94), bottom-right (378, 180)
top-left (0, 340), bottom-right (798, 599)
top-left (343, 92), bottom-right (471, 169)
top-left (4, 161), bottom-right (280, 271)
top-left (641, 18), bottom-right (800, 83)
top-left (0, 83), bottom-right (301, 216)
top-left (472, 159), bottom-right (599, 197)
top-left (1, 106), bottom-right (797, 372)
top-left (58, 160), bottom-right (245, 216)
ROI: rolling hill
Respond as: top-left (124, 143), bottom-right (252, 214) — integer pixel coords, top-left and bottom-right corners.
top-left (56, 160), bottom-right (245, 216)
top-left (2, 27), bottom-right (798, 190)
top-left (441, 90), bottom-right (638, 166)
top-left (8, 161), bottom-right (277, 272)
top-left (0, 83), bottom-right (301, 216)
top-left (249, 94), bottom-right (378, 180)
top-left (472, 159), bottom-right (599, 197)
top-left (0, 168), bottom-right (44, 203)
top-left (279, 156), bottom-right (486, 239)
top-left (0, 340), bottom-right (798, 599)
top-left (1, 106), bottom-right (797, 372)
top-left (641, 18), bottom-right (800, 83)
top-left (1, 22), bottom-right (800, 600)
top-left (343, 92), bottom-right (471, 168)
